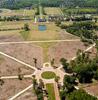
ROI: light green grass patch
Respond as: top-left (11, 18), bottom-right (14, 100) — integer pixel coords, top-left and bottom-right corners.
top-left (46, 83), bottom-right (56, 100)
top-left (41, 71), bottom-right (56, 79)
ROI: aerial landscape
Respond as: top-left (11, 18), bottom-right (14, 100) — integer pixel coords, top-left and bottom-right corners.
top-left (0, 0), bottom-right (98, 100)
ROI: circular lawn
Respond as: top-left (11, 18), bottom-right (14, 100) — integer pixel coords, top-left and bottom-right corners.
top-left (41, 71), bottom-right (56, 79)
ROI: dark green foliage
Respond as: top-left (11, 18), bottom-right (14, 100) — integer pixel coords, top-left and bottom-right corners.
top-left (66, 89), bottom-right (97, 100)
top-left (60, 75), bottom-right (76, 100)
top-left (94, 69), bottom-right (98, 80)
top-left (24, 23), bottom-right (30, 31)
top-left (0, 16), bottom-right (20, 21)
top-left (66, 21), bottom-right (98, 40)
top-left (0, 79), bottom-right (4, 86)
top-left (60, 58), bottom-right (69, 71)
top-left (63, 75), bottom-right (76, 93)
top-left (72, 51), bottom-right (98, 83)
top-left (1, 0), bottom-right (62, 9)
top-left (32, 77), bottom-right (44, 100)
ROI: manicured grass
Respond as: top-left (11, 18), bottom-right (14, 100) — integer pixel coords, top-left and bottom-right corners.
top-left (20, 31), bottom-right (30, 40)
top-left (41, 71), bottom-right (56, 79)
top-left (46, 83), bottom-right (56, 100)
top-left (35, 42), bottom-right (56, 62)
top-left (63, 8), bottom-right (97, 14)
top-left (45, 7), bottom-right (63, 15)
top-left (0, 9), bottom-right (35, 17)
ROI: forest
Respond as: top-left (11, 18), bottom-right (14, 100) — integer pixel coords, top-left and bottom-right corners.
top-left (0, 0), bottom-right (98, 9)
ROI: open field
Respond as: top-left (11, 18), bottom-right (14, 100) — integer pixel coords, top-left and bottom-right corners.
top-left (49, 41), bottom-right (89, 65)
top-left (0, 79), bottom-right (32, 100)
top-left (0, 55), bottom-right (34, 76)
top-left (83, 82), bottom-right (98, 97)
top-left (0, 9), bottom-right (35, 17)
top-left (0, 21), bottom-right (79, 41)
top-left (16, 88), bottom-right (37, 100)
top-left (21, 22), bottom-right (79, 41)
top-left (45, 7), bottom-right (63, 15)
top-left (0, 44), bottom-right (43, 67)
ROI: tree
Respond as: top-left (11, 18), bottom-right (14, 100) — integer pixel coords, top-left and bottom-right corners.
top-left (63, 75), bottom-right (76, 93)
top-left (60, 58), bottom-right (69, 71)
top-left (60, 75), bottom-right (76, 99)
top-left (0, 78), bottom-right (4, 86)
top-left (51, 58), bottom-right (55, 66)
top-left (18, 68), bottom-right (24, 80)
top-left (24, 23), bottom-right (30, 31)
top-left (55, 20), bottom-right (61, 26)
top-left (55, 76), bottom-right (60, 83)
top-left (33, 58), bottom-right (37, 67)
top-left (73, 60), bottom-right (97, 83)
top-left (66, 89), bottom-right (97, 100)
top-left (32, 76), bottom-right (38, 90)
top-left (94, 69), bottom-right (98, 80)
top-left (39, 79), bottom-right (44, 89)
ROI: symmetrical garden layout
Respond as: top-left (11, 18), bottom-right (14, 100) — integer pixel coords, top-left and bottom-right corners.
top-left (0, 6), bottom-right (98, 100)
top-left (0, 33), bottom-right (96, 100)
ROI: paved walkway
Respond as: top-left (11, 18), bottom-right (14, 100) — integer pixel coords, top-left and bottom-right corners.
top-left (58, 43), bottom-right (96, 70)
top-left (0, 39), bottom-right (80, 45)
top-left (0, 51), bottom-right (37, 71)
top-left (8, 84), bottom-right (33, 100)
top-left (0, 41), bottom-right (96, 100)
top-left (54, 82), bottom-right (61, 100)
top-left (1, 75), bottom-right (32, 79)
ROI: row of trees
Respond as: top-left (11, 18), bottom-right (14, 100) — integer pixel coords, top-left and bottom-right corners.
top-left (0, 16), bottom-right (20, 21)
top-left (32, 76), bottom-right (44, 100)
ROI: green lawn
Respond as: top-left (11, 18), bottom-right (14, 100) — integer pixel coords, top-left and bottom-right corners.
top-left (20, 31), bottom-right (30, 40)
top-left (46, 83), bottom-right (56, 100)
top-left (41, 71), bottom-right (56, 79)
top-left (35, 42), bottom-right (56, 62)
top-left (63, 8), bottom-right (97, 14)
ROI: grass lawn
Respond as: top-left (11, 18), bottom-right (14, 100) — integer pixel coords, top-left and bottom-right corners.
top-left (20, 31), bottom-right (30, 40)
top-left (45, 7), bottom-right (63, 15)
top-left (0, 21), bottom-right (78, 41)
top-left (0, 9), bottom-right (35, 17)
top-left (46, 83), bottom-right (56, 100)
top-left (34, 42), bottom-right (56, 62)
top-left (63, 8), bottom-right (97, 14)
top-left (41, 71), bottom-right (56, 79)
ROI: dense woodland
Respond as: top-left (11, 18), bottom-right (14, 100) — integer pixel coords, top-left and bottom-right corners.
top-left (0, 0), bottom-right (98, 9)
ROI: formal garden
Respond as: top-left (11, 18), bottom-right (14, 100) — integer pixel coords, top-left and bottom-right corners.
top-left (0, 0), bottom-right (98, 100)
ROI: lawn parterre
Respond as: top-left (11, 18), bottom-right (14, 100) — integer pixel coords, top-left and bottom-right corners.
top-left (41, 71), bottom-right (56, 79)
top-left (46, 83), bottom-right (56, 100)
